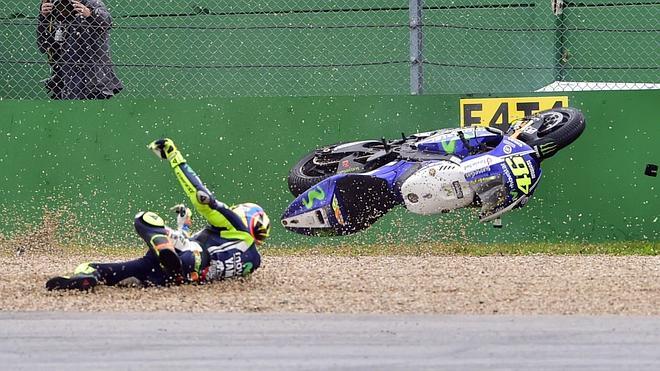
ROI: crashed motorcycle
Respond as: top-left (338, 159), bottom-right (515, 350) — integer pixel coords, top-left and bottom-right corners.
top-left (281, 107), bottom-right (586, 236)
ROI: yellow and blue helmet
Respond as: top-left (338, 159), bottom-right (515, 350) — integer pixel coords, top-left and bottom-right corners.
top-left (231, 203), bottom-right (271, 244)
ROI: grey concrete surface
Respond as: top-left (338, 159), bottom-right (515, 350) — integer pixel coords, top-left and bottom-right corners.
top-left (0, 312), bottom-right (659, 370)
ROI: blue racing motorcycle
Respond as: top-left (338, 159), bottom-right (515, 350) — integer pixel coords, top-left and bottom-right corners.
top-left (281, 107), bottom-right (586, 236)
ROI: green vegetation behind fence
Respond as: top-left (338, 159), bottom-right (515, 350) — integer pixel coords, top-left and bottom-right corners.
top-left (1, 0), bottom-right (657, 98)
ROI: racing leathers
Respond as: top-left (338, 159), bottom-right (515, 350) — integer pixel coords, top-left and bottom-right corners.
top-left (46, 139), bottom-right (261, 290)
top-left (160, 146), bottom-right (262, 282)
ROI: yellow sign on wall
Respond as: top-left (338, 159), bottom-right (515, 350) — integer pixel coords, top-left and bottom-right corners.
top-left (460, 96), bottom-right (568, 128)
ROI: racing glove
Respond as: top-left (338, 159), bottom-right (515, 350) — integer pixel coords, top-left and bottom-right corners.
top-left (170, 203), bottom-right (192, 235)
top-left (168, 203), bottom-right (202, 256)
top-left (147, 138), bottom-right (186, 168)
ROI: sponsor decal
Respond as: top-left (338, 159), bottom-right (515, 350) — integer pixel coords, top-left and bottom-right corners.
top-left (501, 163), bottom-right (515, 190)
top-left (176, 170), bottom-right (196, 195)
top-left (469, 175), bottom-right (497, 185)
top-left (337, 159), bottom-right (361, 174)
top-left (440, 140), bottom-right (456, 154)
top-left (242, 262), bottom-right (254, 276)
top-left (526, 159), bottom-right (536, 180)
top-left (537, 141), bottom-right (558, 157)
top-left (462, 155), bottom-right (495, 172)
top-left (463, 155), bottom-right (497, 179)
top-left (502, 138), bottom-right (524, 148)
top-left (206, 252), bottom-right (250, 279)
top-left (460, 96), bottom-right (568, 130)
top-left (503, 145), bottom-right (512, 154)
top-left (302, 186), bottom-right (326, 209)
top-left (223, 252), bottom-right (244, 278)
top-left (465, 166), bottom-right (490, 179)
top-left (205, 260), bottom-right (224, 281)
top-left (331, 195), bottom-right (345, 225)
top-left (452, 181), bottom-right (464, 199)
top-left (523, 125), bottom-right (538, 135)
top-left (465, 167), bottom-right (490, 179)
top-left (505, 156), bottom-right (532, 195)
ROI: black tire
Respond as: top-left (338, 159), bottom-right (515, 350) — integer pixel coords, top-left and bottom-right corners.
top-left (287, 141), bottom-right (385, 196)
top-left (287, 149), bottom-right (333, 197)
top-left (516, 107), bottom-right (586, 160)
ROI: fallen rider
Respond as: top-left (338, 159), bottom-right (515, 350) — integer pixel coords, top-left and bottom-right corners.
top-left (46, 138), bottom-right (271, 290)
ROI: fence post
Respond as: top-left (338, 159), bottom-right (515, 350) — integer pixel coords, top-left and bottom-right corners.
top-left (553, 0), bottom-right (567, 83)
top-left (409, 0), bottom-right (424, 95)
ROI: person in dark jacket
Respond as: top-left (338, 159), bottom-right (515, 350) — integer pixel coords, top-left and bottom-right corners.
top-left (38, 0), bottom-right (123, 99)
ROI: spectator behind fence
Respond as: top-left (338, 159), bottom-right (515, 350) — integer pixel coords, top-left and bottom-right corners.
top-left (37, 0), bottom-right (123, 99)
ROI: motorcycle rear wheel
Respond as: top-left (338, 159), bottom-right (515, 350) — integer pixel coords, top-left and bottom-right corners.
top-left (287, 149), bottom-right (339, 196)
top-left (287, 141), bottom-right (385, 196)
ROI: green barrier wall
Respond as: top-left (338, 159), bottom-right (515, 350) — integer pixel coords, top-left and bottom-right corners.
top-left (0, 90), bottom-right (658, 246)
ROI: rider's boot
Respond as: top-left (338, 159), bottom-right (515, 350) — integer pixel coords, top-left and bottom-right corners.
top-left (45, 262), bottom-right (100, 291)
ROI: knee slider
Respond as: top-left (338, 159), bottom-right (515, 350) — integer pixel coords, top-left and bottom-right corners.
top-left (135, 211), bottom-right (165, 228)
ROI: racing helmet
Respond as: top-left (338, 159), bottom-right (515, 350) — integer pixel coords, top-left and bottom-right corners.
top-left (231, 202), bottom-right (271, 243)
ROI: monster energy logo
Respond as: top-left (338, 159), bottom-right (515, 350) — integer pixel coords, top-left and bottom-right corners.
top-left (302, 186), bottom-right (326, 209)
top-left (538, 142), bottom-right (557, 156)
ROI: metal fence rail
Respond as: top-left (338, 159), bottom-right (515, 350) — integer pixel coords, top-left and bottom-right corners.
top-left (0, 0), bottom-right (658, 99)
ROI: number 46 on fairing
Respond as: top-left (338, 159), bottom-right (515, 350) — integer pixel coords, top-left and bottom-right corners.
top-left (505, 156), bottom-right (532, 195)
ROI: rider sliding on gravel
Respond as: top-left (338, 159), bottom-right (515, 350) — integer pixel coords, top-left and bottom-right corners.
top-left (46, 138), bottom-right (271, 290)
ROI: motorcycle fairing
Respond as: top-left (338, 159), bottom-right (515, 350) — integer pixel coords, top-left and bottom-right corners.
top-left (362, 160), bottom-right (417, 202)
top-left (281, 161), bottom-right (414, 236)
top-left (462, 138), bottom-right (542, 221)
top-left (415, 126), bottom-right (503, 157)
top-left (281, 176), bottom-right (338, 229)
top-left (400, 160), bottom-right (476, 215)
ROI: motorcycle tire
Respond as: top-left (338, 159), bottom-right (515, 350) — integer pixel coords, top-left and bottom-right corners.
top-left (287, 150), bottom-right (332, 197)
top-left (516, 107), bottom-right (586, 160)
top-left (287, 140), bottom-right (386, 196)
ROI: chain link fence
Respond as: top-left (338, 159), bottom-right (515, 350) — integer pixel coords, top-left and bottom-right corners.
top-left (1, 0), bottom-right (658, 99)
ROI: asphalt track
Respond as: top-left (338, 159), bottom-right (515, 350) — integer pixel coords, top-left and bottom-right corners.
top-left (1, 312), bottom-right (659, 370)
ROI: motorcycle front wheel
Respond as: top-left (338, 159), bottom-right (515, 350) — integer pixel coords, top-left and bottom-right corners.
top-left (515, 107), bottom-right (586, 160)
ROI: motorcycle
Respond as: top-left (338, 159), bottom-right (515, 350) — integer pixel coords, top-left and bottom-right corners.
top-left (281, 107), bottom-right (586, 236)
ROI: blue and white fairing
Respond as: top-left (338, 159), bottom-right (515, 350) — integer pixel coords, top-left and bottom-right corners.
top-left (415, 126), bottom-right (502, 157)
top-left (461, 137), bottom-right (542, 221)
top-left (281, 126), bottom-right (543, 236)
top-left (281, 161), bottom-right (415, 236)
